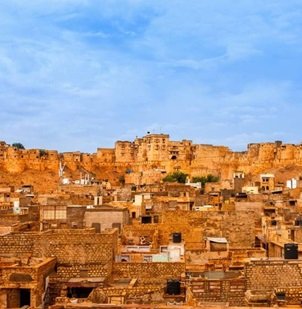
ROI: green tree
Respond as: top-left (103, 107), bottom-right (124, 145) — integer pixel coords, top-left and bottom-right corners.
top-left (12, 143), bottom-right (25, 149)
top-left (206, 174), bottom-right (219, 183)
top-left (163, 171), bottom-right (188, 183)
top-left (192, 176), bottom-right (207, 186)
top-left (39, 149), bottom-right (47, 157)
top-left (192, 174), bottom-right (219, 187)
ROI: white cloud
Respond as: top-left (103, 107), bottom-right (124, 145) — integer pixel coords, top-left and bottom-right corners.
top-left (0, 1), bottom-right (301, 151)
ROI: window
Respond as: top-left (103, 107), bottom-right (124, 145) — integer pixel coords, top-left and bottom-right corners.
top-left (160, 246), bottom-right (168, 252)
top-left (120, 255), bottom-right (130, 262)
top-left (56, 206), bottom-right (66, 219)
top-left (42, 206), bottom-right (66, 220)
top-left (43, 208), bottom-right (55, 220)
top-left (143, 255), bottom-right (152, 262)
top-left (276, 292), bottom-right (286, 300)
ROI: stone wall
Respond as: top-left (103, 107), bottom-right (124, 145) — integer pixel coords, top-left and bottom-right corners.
top-left (0, 230), bottom-right (118, 264)
top-left (246, 259), bottom-right (302, 290)
top-left (0, 229), bottom-right (118, 307)
top-left (53, 263), bottom-right (112, 280)
top-left (161, 210), bottom-right (256, 247)
top-left (189, 278), bottom-right (246, 306)
top-left (123, 210), bottom-right (255, 248)
top-left (0, 258), bottom-right (56, 308)
top-left (245, 259), bottom-right (302, 304)
top-left (0, 232), bottom-right (36, 256)
top-left (35, 230), bottom-right (118, 264)
top-left (113, 262), bottom-right (185, 279)
top-left (84, 208), bottom-right (129, 232)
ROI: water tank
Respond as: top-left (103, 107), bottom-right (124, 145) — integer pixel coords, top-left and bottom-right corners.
top-left (284, 243), bottom-right (298, 259)
top-left (13, 201), bottom-right (20, 214)
top-left (172, 232), bottom-right (182, 243)
top-left (167, 279), bottom-right (181, 295)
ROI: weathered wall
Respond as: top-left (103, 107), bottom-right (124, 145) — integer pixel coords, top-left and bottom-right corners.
top-left (113, 262), bottom-right (185, 279)
top-left (0, 230), bottom-right (118, 264)
top-left (189, 278), bottom-right (246, 306)
top-left (161, 210), bottom-right (256, 247)
top-left (246, 260), bottom-right (302, 291)
top-left (35, 230), bottom-right (118, 264)
top-left (84, 209), bottom-right (129, 231)
top-left (0, 232), bottom-right (36, 256)
top-left (122, 210), bottom-right (256, 250)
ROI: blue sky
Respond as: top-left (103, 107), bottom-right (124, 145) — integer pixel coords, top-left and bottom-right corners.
top-left (1, 1), bottom-right (302, 152)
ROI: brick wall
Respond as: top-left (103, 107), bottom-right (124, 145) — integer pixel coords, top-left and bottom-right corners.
top-left (0, 230), bottom-right (118, 264)
top-left (246, 260), bottom-right (302, 290)
top-left (0, 232), bottom-right (36, 256)
top-left (189, 278), bottom-right (246, 306)
top-left (113, 262), bottom-right (185, 279)
top-left (35, 230), bottom-right (118, 264)
top-left (52, 262), bottom-right (112, 280)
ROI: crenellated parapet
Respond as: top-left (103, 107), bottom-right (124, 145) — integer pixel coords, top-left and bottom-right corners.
top-left (0, 136), bottom-right (302, 187)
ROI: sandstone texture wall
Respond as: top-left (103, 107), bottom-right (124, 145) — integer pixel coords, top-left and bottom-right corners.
top-left (0, 230), bottom-right (118, 266)
top-left (112, 262), bottom-right (185, 280)
top-left (246, 259), bottom-right (302, 305)
top-left (246, 260), bottom-right (302, 290)
top-left (122, 210), bottom-right (256, 248)
top-left (189, 277), bottom-right (246, 305)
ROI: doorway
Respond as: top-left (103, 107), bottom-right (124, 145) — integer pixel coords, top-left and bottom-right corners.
top-left (20, 289), bottom-right (31, 307)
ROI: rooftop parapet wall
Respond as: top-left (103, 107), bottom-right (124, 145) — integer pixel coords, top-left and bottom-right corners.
top-left (113, 262), bottom-right (185, 279)
top-left (0, 232), bottom-right (36, 256)
top-left (246, 259), bottom-right (302, 291)
top-left (0, 230), bottom-right (118, 264)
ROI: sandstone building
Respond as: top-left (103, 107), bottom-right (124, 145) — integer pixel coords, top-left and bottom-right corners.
top-left (1, 134), bottom-right (302, 308)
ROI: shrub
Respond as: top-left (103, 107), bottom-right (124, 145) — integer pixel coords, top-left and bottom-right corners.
top-left (12, 142), bottom-right (25, 149)
top-left (39, 149), bottom-right (47, 157)
top-left (163, 171), bottom-right (188, 183)
top-left (192, 174), bottom-right (219, 187)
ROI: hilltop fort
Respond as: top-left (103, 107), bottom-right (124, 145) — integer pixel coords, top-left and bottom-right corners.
top-left (0, 134), bottom-right (302, 192)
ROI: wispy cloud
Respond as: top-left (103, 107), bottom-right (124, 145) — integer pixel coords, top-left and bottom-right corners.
top-left (0, 1), bottom-right (301, 151)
